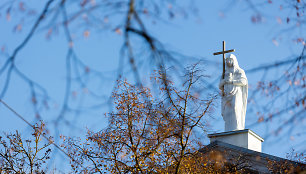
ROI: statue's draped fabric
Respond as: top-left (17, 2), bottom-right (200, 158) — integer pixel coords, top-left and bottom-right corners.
top-left (219, 54), bottom-right (248, 131)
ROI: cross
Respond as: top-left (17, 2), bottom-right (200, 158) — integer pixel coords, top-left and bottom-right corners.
top-left (213, 41), bottom-right (235, 96)
top-left (213, 41), bottom-right (235, 79)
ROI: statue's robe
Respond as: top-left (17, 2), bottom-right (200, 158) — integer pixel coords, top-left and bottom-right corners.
top-left (221, 55), bottom-right (248, 131)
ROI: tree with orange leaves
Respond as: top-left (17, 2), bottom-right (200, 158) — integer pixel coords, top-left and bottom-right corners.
top-left (62, 65), bottom-right (218, 173)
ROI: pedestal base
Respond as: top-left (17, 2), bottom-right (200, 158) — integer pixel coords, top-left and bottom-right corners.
top-left (208, 129), bottom-right (264, 152)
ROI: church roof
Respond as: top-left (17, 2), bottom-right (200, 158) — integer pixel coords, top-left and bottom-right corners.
top-left (200, 140), bottom-right (282, 162)
top-left (199, 141), bottom-right (305, 173)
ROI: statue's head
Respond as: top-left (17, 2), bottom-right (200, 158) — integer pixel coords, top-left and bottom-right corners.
top-left (226, 54), bottom-right (239, 68)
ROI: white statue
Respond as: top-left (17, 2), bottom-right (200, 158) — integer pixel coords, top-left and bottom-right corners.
top-left (219, 54), bottom-right (248, 131)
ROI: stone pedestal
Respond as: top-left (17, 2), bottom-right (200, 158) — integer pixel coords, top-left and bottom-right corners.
top-left (208, 129), bottom-right (264, 152)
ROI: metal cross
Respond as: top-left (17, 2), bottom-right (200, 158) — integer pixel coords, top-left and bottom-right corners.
top-left (213, 41), bottom-right (235, 79)
top-left (213, 41), bottom-right (235, 96)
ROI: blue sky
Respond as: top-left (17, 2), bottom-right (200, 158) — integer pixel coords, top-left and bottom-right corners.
top-left (0, 0), bottom-right (305, 170)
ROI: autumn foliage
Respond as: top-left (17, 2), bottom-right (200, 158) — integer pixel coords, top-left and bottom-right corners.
top-left (62, 67), bottom-right (216, 173)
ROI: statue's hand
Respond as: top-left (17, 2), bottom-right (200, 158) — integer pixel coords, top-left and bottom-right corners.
top-left (219, 79), bottom-right (225, 89)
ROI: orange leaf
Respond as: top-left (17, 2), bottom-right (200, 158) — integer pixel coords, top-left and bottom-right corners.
top-left (115, 28), bottom-right (122, 35)
top-left (83, 30), bottom-right (90, 38)
top-left (258, 116), bottom-right (264, 123)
